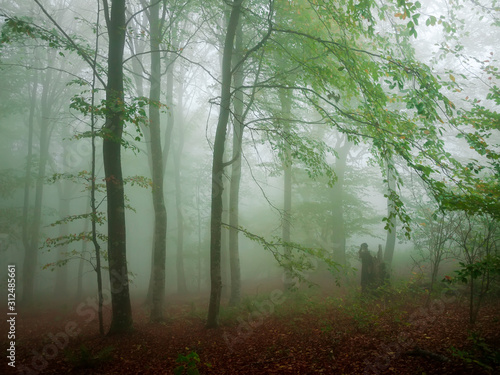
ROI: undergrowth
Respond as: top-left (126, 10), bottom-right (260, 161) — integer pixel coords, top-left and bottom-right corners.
top-left (64, 345), bottom-right (114, 369)
top-left (450, 331), bottom-right (500, 371)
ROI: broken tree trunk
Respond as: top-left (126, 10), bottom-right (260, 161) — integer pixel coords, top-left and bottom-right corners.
top-left (359, 243), bottom-right (386, 293)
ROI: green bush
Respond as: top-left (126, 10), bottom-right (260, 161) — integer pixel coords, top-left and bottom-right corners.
top-left (174, 351), bottom-right (206, 375)
top-left (65, 345), bottom-right (114, 369)
top-left (450, 331), bottom-right (500, 371)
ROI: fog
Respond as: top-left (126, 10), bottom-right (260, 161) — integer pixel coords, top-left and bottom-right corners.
top-left (0, 0), bottom-right (499, 374)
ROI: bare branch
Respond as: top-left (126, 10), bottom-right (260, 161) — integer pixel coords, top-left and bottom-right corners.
top-left (33, 0), bottom-right (107, 88)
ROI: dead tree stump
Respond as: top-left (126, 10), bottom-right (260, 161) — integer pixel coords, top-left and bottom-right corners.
top-left (359, 243), bottom-right (386, 293)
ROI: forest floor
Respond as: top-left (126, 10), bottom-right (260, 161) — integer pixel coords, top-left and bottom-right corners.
top-left (2, 280), bottom-right (500, 375)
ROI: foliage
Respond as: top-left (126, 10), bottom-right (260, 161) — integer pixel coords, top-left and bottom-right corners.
top-left (409, 204), bottom-right (459, 292)
top-left (0, 16), bottom-right (87, 55)
top-left (64, 345), bottom-right (114, 370)
top-left (266, 0), bottom-right (500, 232)
top-left (443, 212), bottom-right (500, 323)
top-left (47, 171), bottom-right (152, 191)
top-left (453, 254), bottom-right (500, 285)
top-left (174, 351), bottom-right (207, 375)
top-left (338, 294), bottom-right (380, 333)
top-left (231, 224), bottom-right (343, 286)
top-left (422, 0), bottom-right (500, 218)
top-left (0, 168), bottom-right (26, 198)
top-left (70, 95), bottom-right (165, 144)
top-left (450, 331), bottom-right (500, 371)
top-left (0, 206), bottom-right (22, 252)
top-left (291, 146), bottom-right (382, 249)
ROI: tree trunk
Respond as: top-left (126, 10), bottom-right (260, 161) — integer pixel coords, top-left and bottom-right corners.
top-left (221, 175), bottom-right (230, 298)
top-left (161, 37), bottom-right (177, 173)
top-left (331, 138), bottom-right (351, 267)
top-left (359, 243), bottom-right (385, 293)
top-left (197, 181), bottom-right (203, 293)
top-left (279, 88), bottom-right (293, 291)
top-left (148, 0), bottom-right (168, 323)
top-left (146, 23), bottom-right (177, 305)
top-left (228, 21), bottom-right (244, 306)
top-left (174, 79), bottom-right (187, 294)
top-left (21, 71), bottom-right (37, 306)
top-left (22, 65), bottom-right (51, 306)
top-left (91, 13), bottom-right (105, 334)
top-left (103, 0), bottom-right (133, 334)
top-left (384, 161), bottom-right (397, 275)
top-left (75, 200), bottom-right (91, 302)
top-left (206, 0), bottom-right (242, 328)
top-left (54, 190), bottom-right (70, 298)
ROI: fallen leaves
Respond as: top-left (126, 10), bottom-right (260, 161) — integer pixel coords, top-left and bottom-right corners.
top-left (2, 293), bottom-right (499, 374)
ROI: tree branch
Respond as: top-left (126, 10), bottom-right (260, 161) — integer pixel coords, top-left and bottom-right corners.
top-left (33, 0), bottom-right (107, 88)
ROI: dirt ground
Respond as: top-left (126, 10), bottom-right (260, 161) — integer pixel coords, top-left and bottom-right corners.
top-left (2, 285), bottom-right (499, 374)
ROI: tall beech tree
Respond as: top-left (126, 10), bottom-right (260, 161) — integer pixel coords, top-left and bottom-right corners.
top-left (331, 137), bottom-right (352, 267)
top-left (22, 50), bottom-right (61, 305)
top-left (384, 161), bottom-right (398, 274)
top-left (21, 69), bottom-right (38, 306)
top-left (174, 72), bottom-right (187, 295)
top-left (102, 0), bottom-right (133, 334)
top-left (279, 88), bottom-right (294, 290)
top-left (147, 0), bottom-right (168, 323)
top-left (207, 0), bottom-right (242, 328)
top-left (228, 19), bottom-right (244, 306)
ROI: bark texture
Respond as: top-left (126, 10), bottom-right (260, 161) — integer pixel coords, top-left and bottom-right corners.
top-left (149, 0), bottom-right (168, 323)
top-left (207, 0), bottom-right (242, 328)
top-left (228, 21), bottom-right (244, 306)
top-left (279, 88), bottom-right (293, 291)
top-left (103, 0), bottom-right (133, 334)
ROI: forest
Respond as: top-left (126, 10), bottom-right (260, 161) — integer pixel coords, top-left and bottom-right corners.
top-left (0, 0), bottom-right (499, 374)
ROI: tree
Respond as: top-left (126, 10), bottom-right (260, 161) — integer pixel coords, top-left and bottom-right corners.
top-left (279, 88), bottom-right (294, 290)
top-left (53, 178), bottom-right (71, 298)
top-left (21, 50), bottom-right (61, 305)
top-left (452, 213), bottom-right (499, 324)
top-left (20, 68), bottom-right (38, 306)
top-left (102, 0), bottom-right (133, 334)
top-left (331, 136), bottom-right (352, 267)
top-left (207, 0), bottom-right (242, 328)
top-left (228, 18), bottom-right (244, 306)
top-left (174, 74), bottom-right (188, 295)
top-left (383, 160), bottom-right (398, 275)
top-left (147, 0), bottom-right (168, 323)
top-left (411, 205), bottom-right (458, 301)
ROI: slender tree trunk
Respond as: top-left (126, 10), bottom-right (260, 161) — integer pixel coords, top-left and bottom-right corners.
top-left (228, 20), bottom-right (244, 306)
top-left (91, 10), bottom-right (105, 334)
top-left (103, 0), bottom-right (133, 334)
top-left (75, 246), bottom-right (86, 300)
top-left (331, 138), bottom-right (351, 267)
top-left (21, 72), bottom-right (37, 305)
top-left (174, 80), bottom-right (187, 294)
top-left (221, 176), bottom-right (230, 298)
top-left (92, 114), bottom-right (104, 335)
top-left (146, 24), bottom-right (177, 305)
top-left (54, 191), bottom-right (70, 298)
top-left (147, 0), bottom-right (168, 323)
top-left (161, 38), bottom-right (177, 172)
top-left (206, 0), bottom-right (242, 328)
top-left (384, 161), bottom-right (397, 276)
top-left (197, 181), bottom-right (202, 293)
top-left (126, 14), bottom-right (154, 308)
top-left (23, 66), bottom-right (51, 306)
top-left (75, 200), bottom-right (91, 301)
top-left (279, 88), bottom-right (293, 291)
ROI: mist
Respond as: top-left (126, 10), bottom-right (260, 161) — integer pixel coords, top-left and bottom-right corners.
top-left (0, 0), bottom-right (499, 374)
